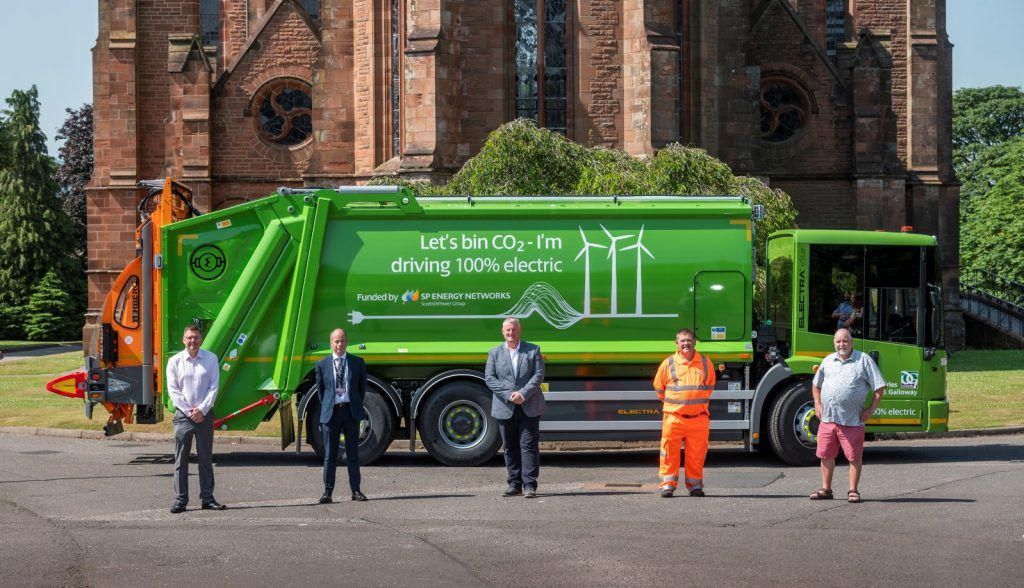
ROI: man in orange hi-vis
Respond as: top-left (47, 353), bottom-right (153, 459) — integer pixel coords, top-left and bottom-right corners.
top-left (653, 328), bottom-right (716, 498)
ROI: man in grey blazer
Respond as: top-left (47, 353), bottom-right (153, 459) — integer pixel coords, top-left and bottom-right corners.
top-left (485, 317), bottom-right (546, 498)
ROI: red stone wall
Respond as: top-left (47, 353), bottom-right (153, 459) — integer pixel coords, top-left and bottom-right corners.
top-left (210, 5), bottom-right (320, 184)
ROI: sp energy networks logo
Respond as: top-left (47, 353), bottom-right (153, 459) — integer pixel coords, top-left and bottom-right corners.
top-left (402, 289), bottom-right (421, 303)
top-left (900, 371), bottom-right (919, 389)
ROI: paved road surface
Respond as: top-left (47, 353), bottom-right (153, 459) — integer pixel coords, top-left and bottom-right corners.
top-left (1, 432), bottom-right (1021, 587)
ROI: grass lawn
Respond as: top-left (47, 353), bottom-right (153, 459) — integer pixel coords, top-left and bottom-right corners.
top-left (0, 351), bottom-right (279, 437)
top-left (0, 341), bottom-right (76, 352)
top-left (1, 350), bottom-right (1020, 435)
top-left (945, 350), bottom-right (1024, 430)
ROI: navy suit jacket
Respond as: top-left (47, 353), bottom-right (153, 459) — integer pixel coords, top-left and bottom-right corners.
top-left (315, 353), bottom-right (367, 424)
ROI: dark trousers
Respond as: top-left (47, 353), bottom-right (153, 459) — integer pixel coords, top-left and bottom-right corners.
top-left (322, 403), bottom-right (361, 494)
top-left (498, 405), bottom-right (541, 489)
top-left (173, 409), bottom-right (215, 503)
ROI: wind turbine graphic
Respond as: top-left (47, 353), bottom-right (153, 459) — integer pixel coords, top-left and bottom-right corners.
top-left (574, 226), bottom-right (608, 316)
top-left (621, 225), bottom-right (654, 315)
top-left (601, 225), bottom-right (634, 315)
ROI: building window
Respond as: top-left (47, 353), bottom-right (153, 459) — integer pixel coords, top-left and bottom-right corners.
top-left (299, 0), bottom-right (320, 20)
top-left (759, 78), bottom-right (808, 143)
top-left (391, 0), bottom-right (402, 158)
top-left (825, 0), bottom-right (846, 62)
top-left (514, 0), bottom-right (567, 134)
top-left (252, 79), bottom-right (314, 148)
top-left (200, 0), bottom-right (220, 49)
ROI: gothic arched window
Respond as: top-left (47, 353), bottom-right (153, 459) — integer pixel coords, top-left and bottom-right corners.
top-left (514, 0), bottom-right (568, 134)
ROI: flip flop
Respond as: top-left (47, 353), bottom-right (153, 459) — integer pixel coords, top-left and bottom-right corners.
top-left (809, 488), bottom-right (833, 500)
top-left (847, 490), bottom-right (862, 503)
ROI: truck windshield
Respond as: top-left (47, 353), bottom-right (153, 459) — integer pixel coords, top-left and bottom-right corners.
top-left (806, 244), bottom-right (942, 348)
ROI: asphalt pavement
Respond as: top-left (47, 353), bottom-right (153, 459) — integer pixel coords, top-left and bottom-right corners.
top-left (0, 432), bottom-right (1021, 587)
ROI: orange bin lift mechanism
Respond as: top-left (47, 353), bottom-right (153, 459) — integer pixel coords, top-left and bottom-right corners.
top-left (95, 178), bottom-right (196, 429)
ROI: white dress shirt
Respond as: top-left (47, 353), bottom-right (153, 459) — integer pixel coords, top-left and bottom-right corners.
top-left (166, 348), bottom-right (220, 416)
top-left (506, 344), bottom-right (520, 379)
top-left (333, 352), bottom-right (349, 404)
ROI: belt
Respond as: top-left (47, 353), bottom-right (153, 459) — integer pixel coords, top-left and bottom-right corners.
top-left (668, 411), bottom-right (708, 419)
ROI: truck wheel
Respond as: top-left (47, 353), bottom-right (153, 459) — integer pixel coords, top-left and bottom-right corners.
top-left (305, 391), bottom-right (395, 466)
top-left (419, 382), bottom-right (501, 466)
top-left (767, 381), bottom-right (820, 466)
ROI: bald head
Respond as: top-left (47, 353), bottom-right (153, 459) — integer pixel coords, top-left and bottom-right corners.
top-left (330, 328), bottom-right (348, 356)
top-left (833, 328), bottom-right (853, 358)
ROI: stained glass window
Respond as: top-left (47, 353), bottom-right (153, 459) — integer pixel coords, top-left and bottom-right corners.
top-left (200, 0), bottom-right (220, 49)
top-left (254, 79), bottom-right (314, 147)
top-left (515, 0), bottom-right (567, 134)
top-left (760, 79), bottom-right (808, 143)
top-left (392, 0), bottom-right (402, 157)
top-left (826, 0), bottom-right (846, 62)
top-left (299, 0), bottom-right (320, 20)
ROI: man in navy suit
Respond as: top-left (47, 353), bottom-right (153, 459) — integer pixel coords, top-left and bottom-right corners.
top-left (485, 317), bottom-right (546, 498)
top-left (316, 328), bottom-right (368, 503)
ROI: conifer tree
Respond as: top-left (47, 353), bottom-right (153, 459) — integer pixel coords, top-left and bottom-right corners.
top-left (0, 86), bottom-right (78, 338)
top-left (23, 270), bottom-right (78, 341)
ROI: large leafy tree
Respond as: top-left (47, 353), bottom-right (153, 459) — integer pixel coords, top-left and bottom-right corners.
top-left (55, 103), bottom-right (93, 254)
top-left (374, 119), bottom-right (798, 307)
top-left (0, 86), bottom-right (80, 338)
top-left (953, 86), bottom-right (1024, 285)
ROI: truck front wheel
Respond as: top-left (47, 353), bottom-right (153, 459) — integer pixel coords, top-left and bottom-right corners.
top-left (305, 391), bottom-right (395, 465)
top-left (419, 383), bottom-right (501, 466)
top-left (767, 381), bottom-right (820, 466)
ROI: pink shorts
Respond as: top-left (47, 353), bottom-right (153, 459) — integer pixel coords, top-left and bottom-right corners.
top-left (816, 422), bottom-right (865, 462)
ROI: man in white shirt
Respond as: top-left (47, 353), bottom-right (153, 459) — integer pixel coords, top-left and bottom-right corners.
top-left (166, 324), bottom-right (225, 513)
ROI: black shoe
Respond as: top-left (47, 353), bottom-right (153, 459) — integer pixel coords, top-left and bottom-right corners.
top-left (524, 487), bottom-right (537, 498)
top-left (659, 488), bottom-right (674, 498)
top-left (319, 493), bottom-right (333, 504)
top-left (502, 485), bottom-right (523, 497)
top-left (201, 499), bottom-right (227, 510)
top-left (170, 500), bottom-right (187, 514)
top-left (689, 488), bottom-right (705, 497)
top-left (351, 491), bottom-right (368, 502)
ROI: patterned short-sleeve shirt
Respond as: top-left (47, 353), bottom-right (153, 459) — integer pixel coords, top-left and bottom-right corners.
top-left (813, 349), bottom-right (886, 426)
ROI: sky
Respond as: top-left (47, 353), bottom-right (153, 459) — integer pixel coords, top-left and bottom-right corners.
top-left (0, 1), bottom-right (1022, 158)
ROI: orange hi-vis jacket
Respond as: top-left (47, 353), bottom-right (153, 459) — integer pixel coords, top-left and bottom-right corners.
top-left (653, 351), bottom-right (716, 417)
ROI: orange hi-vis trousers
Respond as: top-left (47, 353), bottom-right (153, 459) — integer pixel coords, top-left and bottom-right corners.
top-left (659, 411), bottom-right (710, 491)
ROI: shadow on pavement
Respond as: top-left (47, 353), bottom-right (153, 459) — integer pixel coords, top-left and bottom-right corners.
top-left (0, 472), bottom-right (171, 485)
top-left (137, 439), bottom-right (1022, 469)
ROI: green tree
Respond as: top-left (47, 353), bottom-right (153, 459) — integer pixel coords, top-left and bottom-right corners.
top-left (23, 269), bottom-right (79, 341)
top-left (959, 138), bottom-right (1024, 285)
top-left (0, 86), bottom-right (80, 338)
top-left (375, 119), bottom-right (799, 306)
top-left (952, 86), bottom-right (1024, 170)
top-left (953, 86), bottom-right (1024, 284)
top-left (55, 103), bottom-right (93, 254)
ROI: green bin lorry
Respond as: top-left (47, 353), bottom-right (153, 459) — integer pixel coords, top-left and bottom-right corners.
top-left (49, 178), bottom-right (949, 466)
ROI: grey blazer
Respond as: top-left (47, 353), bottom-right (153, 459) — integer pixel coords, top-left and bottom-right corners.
top-left (484, 341), bottom-right (546, 419)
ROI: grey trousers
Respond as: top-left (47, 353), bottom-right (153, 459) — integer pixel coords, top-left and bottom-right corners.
top-left (173, 409), bottom-right (215, 502)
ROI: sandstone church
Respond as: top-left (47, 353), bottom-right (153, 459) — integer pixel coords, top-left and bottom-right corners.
top-left (87, 0), bottom-right (962, 343)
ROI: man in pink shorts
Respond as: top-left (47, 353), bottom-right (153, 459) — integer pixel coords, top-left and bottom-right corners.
top-left (809, 328), bottom-right (886, 503)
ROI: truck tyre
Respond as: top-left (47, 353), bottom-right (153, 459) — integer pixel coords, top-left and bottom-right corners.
top-left (419, 382), bottom-right (501, 466)
top-left (305, 391), bottom-right (395, 466)
top-left (767, 381), bottom-right (820, 466)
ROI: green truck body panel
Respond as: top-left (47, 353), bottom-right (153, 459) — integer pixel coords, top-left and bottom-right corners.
top-left (161, 190), bottom-right (755, 431)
